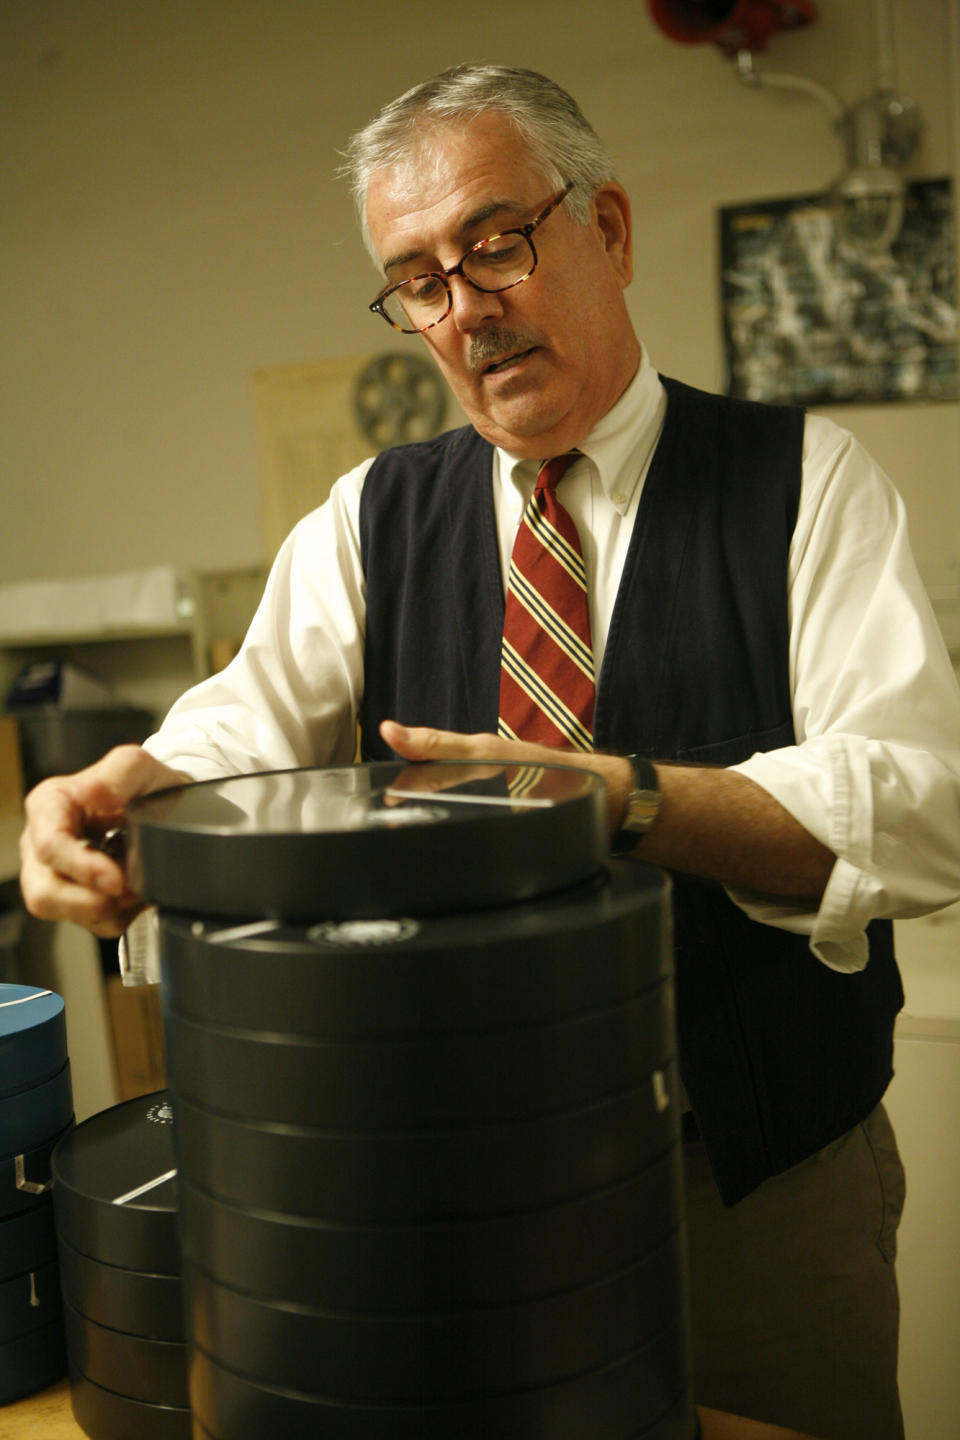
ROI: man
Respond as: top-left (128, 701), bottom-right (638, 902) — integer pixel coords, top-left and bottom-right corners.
top-left (20, 65), bottom-right (960, 1437)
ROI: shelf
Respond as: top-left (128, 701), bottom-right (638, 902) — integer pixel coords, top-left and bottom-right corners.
top-left (0, 565), bottom-right (268, 720)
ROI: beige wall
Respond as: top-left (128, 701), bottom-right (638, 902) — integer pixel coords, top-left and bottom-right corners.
top-left (2, 7), bottom-right (960, 1433)
top-left (2, 0), bottom-right (958, 584)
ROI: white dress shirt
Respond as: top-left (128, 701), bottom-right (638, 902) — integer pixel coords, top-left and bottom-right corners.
top-left (145, 348), bottom-right (960, 973)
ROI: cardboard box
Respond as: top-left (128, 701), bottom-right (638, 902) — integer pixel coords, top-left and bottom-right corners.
top-left (0, 715), bottom-right (25, 886)
top-left (105, 975), bottom-right (167, 1100)
top-left (0, 714), bottom-right (23, 816)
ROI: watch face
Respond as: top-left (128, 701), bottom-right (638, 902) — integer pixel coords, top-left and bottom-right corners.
top-left (621, 756), bottom-right (660, 833)
top-left (624, 792), bottom-right (659, 832)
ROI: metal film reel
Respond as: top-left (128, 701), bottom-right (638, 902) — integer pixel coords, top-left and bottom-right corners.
top-left (352, 352), bottom-right (447, 447)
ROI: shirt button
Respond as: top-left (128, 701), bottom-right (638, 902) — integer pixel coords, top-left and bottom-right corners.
top-left (611, 490), bottom-right (626, 506)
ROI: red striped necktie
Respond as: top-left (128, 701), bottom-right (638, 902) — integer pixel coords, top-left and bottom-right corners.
top-left (498, 452), bottom-right (596, 750)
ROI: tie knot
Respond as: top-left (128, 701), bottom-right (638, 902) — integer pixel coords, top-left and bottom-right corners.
top-left (536, 452), bottom-right (578, 493)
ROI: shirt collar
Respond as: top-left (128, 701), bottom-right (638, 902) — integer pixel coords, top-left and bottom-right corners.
top-left (494, 346), bottom-right (667, 515)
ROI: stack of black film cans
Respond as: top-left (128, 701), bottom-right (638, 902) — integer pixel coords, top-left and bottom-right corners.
top-left (52, 1090), bottom-right (190, 1436)
top-left (127, 760), bottom-right (696, 1440)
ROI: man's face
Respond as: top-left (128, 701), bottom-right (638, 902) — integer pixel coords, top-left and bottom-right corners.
top-left (364, 112), bottom-right (640, 458)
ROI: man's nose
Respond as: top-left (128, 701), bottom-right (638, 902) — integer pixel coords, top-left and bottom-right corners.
top-left (447, 274), bottom-right (505, 331)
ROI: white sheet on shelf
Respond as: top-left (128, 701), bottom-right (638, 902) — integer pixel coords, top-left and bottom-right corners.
top-left (0, 566), bottom-right (193, 640)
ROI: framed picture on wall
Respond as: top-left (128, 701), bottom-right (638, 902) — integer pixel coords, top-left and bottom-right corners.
top-left (719, 178), bottom-right (957, 406)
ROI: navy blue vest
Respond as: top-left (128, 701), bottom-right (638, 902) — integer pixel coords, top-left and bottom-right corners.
top-left (359, 376), bottom-right (903, 1204)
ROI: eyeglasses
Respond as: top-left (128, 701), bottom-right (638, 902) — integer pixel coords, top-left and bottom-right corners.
top-left (369, 180), bottom-right (575, 334)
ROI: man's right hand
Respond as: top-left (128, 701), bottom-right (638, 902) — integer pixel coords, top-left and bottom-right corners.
top-left (19, 745), bottom-right (191, 937)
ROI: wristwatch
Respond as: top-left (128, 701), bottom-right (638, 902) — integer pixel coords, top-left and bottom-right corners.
top-left (613, 754), bottom-right (660, 850)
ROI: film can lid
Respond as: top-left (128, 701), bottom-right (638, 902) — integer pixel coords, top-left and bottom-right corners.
top-left (127, 760), bottom-right (608, 921)
top-left (51, 1092), bottom-right (179, 1274)
top-left (0, 986), bottom-right (67, 1100)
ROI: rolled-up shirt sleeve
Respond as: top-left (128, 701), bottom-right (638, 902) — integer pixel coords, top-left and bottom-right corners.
top-left (144, 458), bottom-right (373, 781)
top-left (729, 416), bottom-right (960, 972)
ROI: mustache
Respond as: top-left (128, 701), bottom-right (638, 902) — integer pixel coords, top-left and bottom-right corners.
top-left (466, 328), bottom-right (538, 375)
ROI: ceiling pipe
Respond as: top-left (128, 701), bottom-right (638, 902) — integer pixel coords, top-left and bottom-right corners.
top-left (649, 0), bottom-right (924, 251)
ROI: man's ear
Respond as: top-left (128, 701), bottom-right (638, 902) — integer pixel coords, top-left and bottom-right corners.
top-left (592, 182), bottom-right (633, 287)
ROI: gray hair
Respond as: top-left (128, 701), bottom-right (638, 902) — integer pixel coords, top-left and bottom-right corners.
top-left (341, 65), bottom-right (617, 260)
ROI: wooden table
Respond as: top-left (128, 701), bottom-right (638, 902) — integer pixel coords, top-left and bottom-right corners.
top-left (4, 1378), bottom-right (78, 1437)
top-left (2, 1380), bottom-right (822, 1439)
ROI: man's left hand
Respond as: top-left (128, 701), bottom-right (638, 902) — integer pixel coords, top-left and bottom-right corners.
top-left (379, 720), bottom-right (633, 831)
top-left (379, 719), bottom-right (836, 901)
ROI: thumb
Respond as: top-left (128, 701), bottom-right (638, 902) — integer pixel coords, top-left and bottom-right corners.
top-left (68, 744), bottom-right (188, 820)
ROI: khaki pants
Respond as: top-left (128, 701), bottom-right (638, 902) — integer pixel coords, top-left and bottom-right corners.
top-left (683, 1103), bottom-right (905, 1440)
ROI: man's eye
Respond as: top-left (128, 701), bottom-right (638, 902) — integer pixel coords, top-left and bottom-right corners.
top-left (477, 238), bottom-right (523, 266)
top-left (407, 275), bottom-right (444, 302)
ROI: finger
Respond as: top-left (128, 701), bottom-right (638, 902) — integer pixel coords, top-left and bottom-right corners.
top-left (379, 722), bottom-right (633, 830)
top-left (67, 743), bottom-right (183, 824)
top-left (380, 719), bottom-right (596, 773)
top-left (379, 720), bottom-right (534, 765)
top-left (19, 832), bottom-right (138, 936)
top-left (21, 745), bottom-right (189, 914)
top-left (379, 721), bottom-right (481, 760)
top-left (22, 778), bottom-right (129, 899)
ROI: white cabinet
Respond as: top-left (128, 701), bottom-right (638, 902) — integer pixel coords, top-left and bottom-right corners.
top-left (886, 901), bottom-right (960, 1439)
top-left (885, 1015), bottom-right (960, 1440)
